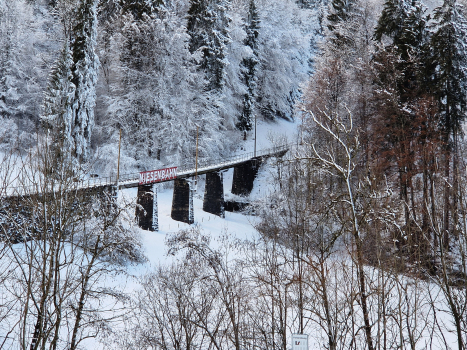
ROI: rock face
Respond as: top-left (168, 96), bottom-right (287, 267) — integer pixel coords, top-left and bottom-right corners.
top-left (171, 178), bottom-right (194, 224)
top-left (203, 171), bottom-right (225, 218)
top-left (231, 158), bottom-right (262, 196)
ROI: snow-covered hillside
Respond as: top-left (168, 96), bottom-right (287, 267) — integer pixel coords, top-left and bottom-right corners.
top-left (2, 0), bottom-right (467, 347)
top-left (123, 118), bottom-right (298, 268)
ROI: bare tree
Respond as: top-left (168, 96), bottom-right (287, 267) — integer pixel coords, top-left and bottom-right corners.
top-left (166, 227), bottom-right (251, 350)
top-left (244, 235), bottom-right (292, 350)
top-left (0, 133), bottom-right (144, 349)
top-left (425, 142), bottom-right (467, 350)
top-left (299, 108), bottom-right (376, 350)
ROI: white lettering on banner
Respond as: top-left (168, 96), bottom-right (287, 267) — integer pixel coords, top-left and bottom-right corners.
top-left (139, 166), bottom-right (178, 185)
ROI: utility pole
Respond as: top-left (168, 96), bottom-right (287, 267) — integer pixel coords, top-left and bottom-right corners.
top-left (116, 128), bottom-right (122, 193)
top-left (195, 125), bottom-right (199, 190)
top-left (254, 114), bottom-right (257, 157)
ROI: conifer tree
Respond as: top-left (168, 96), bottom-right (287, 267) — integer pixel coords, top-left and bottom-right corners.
top-left (374, 0), bottom-right (431, 102)
top-left (187, 0), bottom-right (231, 92)
top-left (372, 0), bottom-right (431, 235)
top-left (71, 0), bottom-right (99, 161)
top-left (108, 3), bottom-right (223, 168)
top-left (429, 0), bottom-right (467, 245)
top-left (327, 0), bottom-right (353, 27)
top-left (120, 0), bottom-right (162, 19)
top-left (326, 0), bottom-right (358, 47)
top-left (41, 42), bottom-right (75, 168)
top-left (429, 0), bottom-right (467, 139)
top-left (399, 1), bottom-right (428, 59)
top-left (237, 0), bottom-right (259, 134)
top-left (374, 0), bottom-right (408, 47)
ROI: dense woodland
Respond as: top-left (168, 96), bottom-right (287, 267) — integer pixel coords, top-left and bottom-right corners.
top-left (0, 0), bottom-right (318, 172)
top-left (1, 0), bottom-right (467, 348)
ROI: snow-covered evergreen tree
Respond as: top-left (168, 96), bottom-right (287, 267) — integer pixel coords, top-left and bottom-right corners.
top-left (375, 0), bottom-right (429, 58)
top-left (255, 0), bottom-right (315, 120)
top-left (399, 1), bottom-right (428, 58)
top-left (71, 0), bottom-right (99, 161)
top-left (428, 0), bottom-right (467, 242)
top-left (120, 0), bottom-right (162, 19)
top-left (429, 0), bottom-right (467, 138)
top-left (40, 42), bottom-right (76, 167)
top-left (187, 0), bottom-right (231, 93)
top-left (374, 0), bottom-right (430, 101)
top-left (220, 4), bottom-right (249, 131)
top-left (0, 0), bottom-right (48, 122)
top-left (237, 0), bottom-right (259, 134)
top-left (374, 0), bottom-right (408, 46)
top-left (104, 2), bottom-right (224, 172)
top-left (326, 0), bottom-right (360, 49)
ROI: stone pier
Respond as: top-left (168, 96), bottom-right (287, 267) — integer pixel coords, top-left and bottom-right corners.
top-left (203, 171), bottom-right (225, 218)
top-left (135, 184), bottom-right (158, 231)
top-left (231, 158), bottom-right (262, 196)
top-left (171, 178), bottom-right (194, 224)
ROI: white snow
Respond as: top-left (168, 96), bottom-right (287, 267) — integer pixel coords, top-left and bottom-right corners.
top-left (123, 117), bottom-right (298, 270)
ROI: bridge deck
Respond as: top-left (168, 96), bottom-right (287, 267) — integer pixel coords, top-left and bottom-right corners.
top-left (3, 145), bottom-right (289, 196)
top-left (120, 145), bottom-right (288, 188)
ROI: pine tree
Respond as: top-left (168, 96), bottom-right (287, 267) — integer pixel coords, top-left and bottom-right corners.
top-left (120, 0), bottom-right (162, 19)
top-left (374, 0), bottom-right (430, 100)
top-left (326, 0), bottom-right (358, 47)
top-left (187, 0), bottom-right (231, 92)
top-left (327, 0), bottom-right (352, 27)
top-left (237, 0), bottom-right (259, 133)
top-left (41, 42), bottom-right (75, 168)
top-left (71, 0), bottom-right (100, 161)
top-left (244, 0), bottom-right (259, 54)
top-left (372, 0), bottom-right (431, 237)
top-left (374, 0), bottom-right (408, 46)
top-left (429, 0), bottom-right (467, 247)
top-left (107, 4), bottom-right (224, 169)
top-left (399, 1), bottom-right (428, 59)
top-left (429, 0), bottom-right (467, 138)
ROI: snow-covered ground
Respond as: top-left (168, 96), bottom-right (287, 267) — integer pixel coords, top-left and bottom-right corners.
top-left (123, 117), bottom-right (298, 272)
top-left (2, 118), bottom-right (462, 350)
top-left (75, 118), bottom-right (299, 349)
top-left (108, 117), bottom-right (461, 350)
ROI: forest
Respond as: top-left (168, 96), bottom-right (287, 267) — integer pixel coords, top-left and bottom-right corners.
top-left (1, 0), bottom-right (467, 348)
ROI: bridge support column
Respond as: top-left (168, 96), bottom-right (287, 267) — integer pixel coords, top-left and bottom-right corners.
top-left (135, 184), bottom-right (158, 231)
top-left (231, 158), bottom-right (262, 196)
top-left (203, 171), bottom-right (225, 218)
top-left (171, 178), bottom-right (194, 224)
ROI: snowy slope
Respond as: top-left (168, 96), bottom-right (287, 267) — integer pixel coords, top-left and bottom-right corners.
top-left (108, 117), bottom-right (459, 350)
top-left (123, 118), bottom-right (299, 271)
top-left (75, 119), bottom-right (300, 349)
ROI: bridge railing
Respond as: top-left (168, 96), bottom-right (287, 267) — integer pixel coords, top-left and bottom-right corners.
top-left (176, 143), bottom-right (290, 176)
top-left (78, 143), bottom-right (292, 188)
top-left (4, 144), bottom-right (293, 194)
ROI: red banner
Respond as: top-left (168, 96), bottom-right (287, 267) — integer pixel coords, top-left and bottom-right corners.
top-left (139, 166), bottom-right (177, 185)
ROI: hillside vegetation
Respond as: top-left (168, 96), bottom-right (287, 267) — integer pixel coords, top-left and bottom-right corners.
top-left (1, 0), bottom-right (467, 348)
